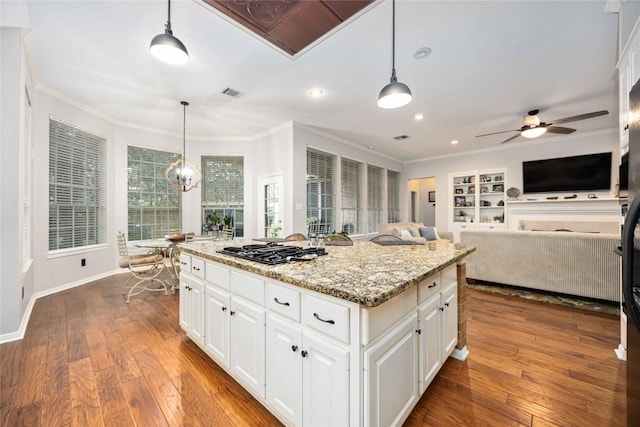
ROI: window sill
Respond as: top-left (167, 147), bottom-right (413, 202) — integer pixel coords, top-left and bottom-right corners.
top-left (47, 244), bottom-right (108, 260)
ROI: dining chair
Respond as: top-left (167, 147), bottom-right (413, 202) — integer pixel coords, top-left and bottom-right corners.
top-left (284, 233), bottom-right (307, 241)
top-left (117, 231), bottom-right (170, 303)
top-left (221, 229), bottom-right (234, 240)
top-left (325, 233), bottom-right (353, 246)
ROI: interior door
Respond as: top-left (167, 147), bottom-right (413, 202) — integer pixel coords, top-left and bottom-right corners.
top-left (259, 175), bottom-right (283, 238)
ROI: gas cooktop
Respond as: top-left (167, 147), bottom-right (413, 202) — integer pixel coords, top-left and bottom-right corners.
top-left (218, 243), bottom-right (326, 265)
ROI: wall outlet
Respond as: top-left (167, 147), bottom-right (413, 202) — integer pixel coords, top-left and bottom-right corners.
top-left (81, 258), bottom-right (86, 267)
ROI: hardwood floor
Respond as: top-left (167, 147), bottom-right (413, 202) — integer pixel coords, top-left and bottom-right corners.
top-left (1, 274), bottom-right (625, 426)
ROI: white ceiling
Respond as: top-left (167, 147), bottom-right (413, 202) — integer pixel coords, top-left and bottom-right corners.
top-left (17, 0), bottom-right (619, 162)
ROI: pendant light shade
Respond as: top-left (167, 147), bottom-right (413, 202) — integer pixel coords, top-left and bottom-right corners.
top-left (378, 0), bottom-right (412, 109)
top-left (165, 101), bottom-right (201, 192)
top-left (150, 0), bottom-right (189, 65)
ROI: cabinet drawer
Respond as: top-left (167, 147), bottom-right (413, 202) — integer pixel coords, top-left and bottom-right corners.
top-left (206, 262), bottom-right (230, 290)
top-left (231, 271), bottom-right (265, 306)
top-left (179, 254), bottom-right (191, 273)
top-left (303, 294), bottom-right (350, 344)
top-left (267, 282), bottom-right (301, 322)
top-left (191, 257), bottom-right (205, 279)
top-left (418, 273), bottom-right (441, 304)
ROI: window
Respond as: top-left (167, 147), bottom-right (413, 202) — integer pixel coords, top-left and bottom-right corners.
top-left (307, 148), bottom-right (335, 234)
top-left (387, 170), bottom-right (401, 223)
top-left (23, 88), bottom-right (32, 264)
top-left (202, 156), bottom-right (244, 237)
top-left (127, 146), bottom-right (181, 241)
top-left (49, 119), bottom-right (106, 251)
top-left (367, 164), bottom-right (384, 233)
top-left (341, 157), bottom-right (362, 234)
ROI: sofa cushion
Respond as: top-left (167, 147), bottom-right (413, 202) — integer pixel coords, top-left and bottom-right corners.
top-left (419, 226), bottom-right (440, 241)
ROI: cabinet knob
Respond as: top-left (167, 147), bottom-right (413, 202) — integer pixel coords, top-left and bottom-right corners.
top-left (444, 302), bottom-right (450, 307)
top-left (439, 307), bottom-right (444, 312)
top-left (625, 124), bottom-right (630, 131)
top-left (221, 306), bottom-right (227, 311)
top-left (301, 350), bottom-right (308, 358)
top-left (291, 345), bottom-right (298, 352)
top-left (229, 310), bottom-right (235, 316)
top-left (416, 329), bottom-right (422, 335)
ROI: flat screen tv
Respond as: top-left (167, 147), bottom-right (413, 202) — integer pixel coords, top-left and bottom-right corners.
top-left (522, 152), bottom-right (612, 193)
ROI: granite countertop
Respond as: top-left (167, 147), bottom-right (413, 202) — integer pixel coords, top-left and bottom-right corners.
top-left (178, 239), bottom-right (475, 307)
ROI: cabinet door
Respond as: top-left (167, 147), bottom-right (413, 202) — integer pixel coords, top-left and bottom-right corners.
top-left (442, 282), bottom-right (458, 359)
top-left (179, 272), bottom-right (190, 331)
top-left (302, 331), bottom-right (350, 427)
top-left (417, 293), bottom-right (442, 394)
top-left (266, 314), bottom-right (303, 426)
top-left (363, 313), bottom-right (418, 427)
top-left (205, 284), bottom-right (230, 367)
top-left (230, 297), bottom-right (266, 398)
top-left (190, 277), bottom-right (205, 347)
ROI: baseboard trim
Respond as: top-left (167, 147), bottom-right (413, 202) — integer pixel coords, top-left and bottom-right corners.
top-left (0, 269), bottom-right (122, 344)
top-left (451, 345), bottom-right (469, 361)
top-left (615, 343), bottom-right (627, 361)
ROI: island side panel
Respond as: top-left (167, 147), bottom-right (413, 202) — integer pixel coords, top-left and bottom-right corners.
top-left (456, 261), bottom-right (467, 350)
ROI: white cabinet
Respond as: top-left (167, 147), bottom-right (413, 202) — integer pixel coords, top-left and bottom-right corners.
top-left (417, 293), bottom-right (442, 394)
top-left (364, 313), bottom-right (418, 427)
top-left (449, 168), bottom-right (507, 242)
top-left (204, 284), bottom-right (230, 367)
top-left (230, 296), bottom-right (266, 399)
top-left (301, 330), bottom-right (350, 427)
top-left (266, 290), bottom-right (351, 427)
top-left (442, 281), bottom-right (458, 358)
top-left (179, 254), bottom-right (205, 347)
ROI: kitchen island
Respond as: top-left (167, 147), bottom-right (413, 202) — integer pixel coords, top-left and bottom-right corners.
top-left (178, 239), bottom-right (475, 427)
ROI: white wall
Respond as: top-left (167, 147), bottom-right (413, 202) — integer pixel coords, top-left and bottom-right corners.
top-left (403, 129), bottom-right (619, 232)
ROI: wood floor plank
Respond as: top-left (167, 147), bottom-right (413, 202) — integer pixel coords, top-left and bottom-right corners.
top-left (120, 376), bottom-right (169, 427)
top-left (11, 344), bottom-right (46, 408)
top-left (41, 318), bottom-right (71, 427)
top-left (172, 372), bottom-right (237, 427)
top-left (69, 357), bottom-right (103, 427)
top-left (94, 366), bottom-right (135, 426)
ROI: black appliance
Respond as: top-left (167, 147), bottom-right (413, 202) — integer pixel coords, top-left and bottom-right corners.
top-left (622, 81), bottom-right (640, 425)
top-left (218, 244), bottom-right (326, 265)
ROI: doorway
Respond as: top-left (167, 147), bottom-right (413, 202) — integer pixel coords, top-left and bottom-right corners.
top-left (258, 175), bottom-right (283, 238)
top-left (408, 177), bottom-right (436, 226)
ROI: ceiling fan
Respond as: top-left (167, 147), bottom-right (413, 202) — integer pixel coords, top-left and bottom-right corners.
top-left (476, 109), bottom-right (609, 144)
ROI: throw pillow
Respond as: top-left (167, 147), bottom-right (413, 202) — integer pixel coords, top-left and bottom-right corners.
top-left (400, 229), bottom-right (412, 238)
top-left (419, 226), bottom-right (440, 241)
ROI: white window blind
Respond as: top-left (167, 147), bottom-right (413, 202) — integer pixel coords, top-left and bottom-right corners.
top-left (306, 148), bottom-right (335, 234)
top-left (367, 164), bottom-right (384, 233)
top-left (341, 157), bottom-right (362, 234)
top-left (23, 88), bottom-right (32, 263)
top-left (49, 119), bottom-right (106, 250)
top-left (387, 169), bottom-right (401, 223)
top-left (127, 146), bottom-right (182, 240)
top-left (202, 156), bottom-right (244, 237)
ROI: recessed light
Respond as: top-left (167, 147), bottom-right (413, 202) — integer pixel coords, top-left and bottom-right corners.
top-left (414, 113), bottom-right (424, 121)
top-left (450, 140), bottom-right (459, 145)
top-left (308, 88), bottom-right (325, 98)
top-left (413, 47), bottom-right (432, 60)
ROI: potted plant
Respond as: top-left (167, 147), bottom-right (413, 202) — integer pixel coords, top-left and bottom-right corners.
top-left (207, 212), bottom-right (220, 231)
top-left (456, 210), bottom-right (468, 222)
top-left (223, 215), bottom-right (233, 230)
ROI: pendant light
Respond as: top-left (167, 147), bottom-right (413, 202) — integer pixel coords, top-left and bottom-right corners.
top-left (150, 0), bottom-right (189, 65)
top-left (165, 101), bottom-right (202, 192)
top-left (377, 0), bottom-right (412, 109)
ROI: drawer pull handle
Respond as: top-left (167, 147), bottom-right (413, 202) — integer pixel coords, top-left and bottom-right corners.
top-left (313, 313), bottom-right (335, 324)
top-left (291, 345), bottom-right (298, 352)
top-left (193, 266), bottom-right (200, 271)
top-left (428, 282), bottom-right (437, 289)
top-left (301, 350), bottom-right (308, 358)
top-left (274, 298), bottom-right (290, 306)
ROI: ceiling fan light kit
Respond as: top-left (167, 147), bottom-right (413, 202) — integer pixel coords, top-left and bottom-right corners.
top-left (150, 0), bottom-right (189, 65)
top-left (521, 126), bottom-right (547, 138)
top-left (378, 0), bottom-right (412, 109)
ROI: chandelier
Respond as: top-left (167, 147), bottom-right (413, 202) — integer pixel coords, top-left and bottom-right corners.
top-left (165, 101), bottom-right (202, 192)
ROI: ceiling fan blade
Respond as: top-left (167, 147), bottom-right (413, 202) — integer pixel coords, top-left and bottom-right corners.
top-left (500, 134), bottom-right (521, 144)
top-left (549, 110), bottom-right (609, 125)
top-left (476, 129), bottom-right (519, 137)
top-left (546, 126), bottom-right (576, 134)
